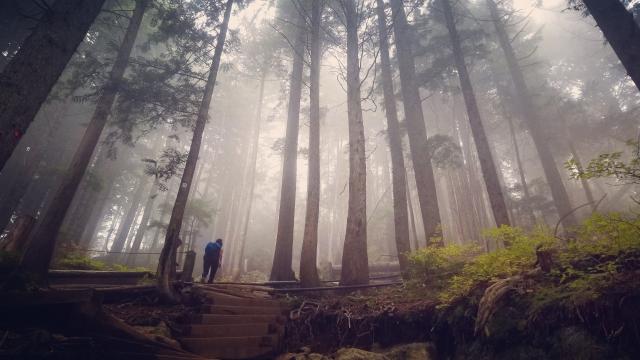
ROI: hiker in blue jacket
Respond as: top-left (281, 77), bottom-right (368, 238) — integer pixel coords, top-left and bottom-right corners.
top-left (201, 238), bottom-right (223, 283)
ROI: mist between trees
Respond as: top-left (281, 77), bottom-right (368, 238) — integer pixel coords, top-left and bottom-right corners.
top-left (1, 0), bottom-right (639, 297)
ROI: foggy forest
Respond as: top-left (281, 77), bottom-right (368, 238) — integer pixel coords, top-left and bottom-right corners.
top-left (1, 0), bottom-right (640, 359)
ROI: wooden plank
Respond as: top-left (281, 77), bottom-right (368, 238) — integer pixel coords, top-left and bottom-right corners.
top-left (48, 270), bottom-right (157, 286)
top-left (271, 282), bottom-right (402, 293)
top-left (49, 270), bottom-right (154, 278)
top-left (0, 289), bottom-right (94, 307)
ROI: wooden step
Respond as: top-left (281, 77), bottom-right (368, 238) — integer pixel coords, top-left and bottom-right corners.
top-left (114, 353), bottom-right (208, 360)
top-left (187, 322), bottom-right (278, 337)
top-left (179, 335), bottom-right (278, 359)
top-left (202, 304), bottom-right (285, 315)
top-left (194, 314), bottom-right (285, 325)
top-left (202, 291), bottom-right (283, 308)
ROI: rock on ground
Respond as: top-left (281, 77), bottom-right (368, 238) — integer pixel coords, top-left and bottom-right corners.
top-left (334, 348), bottom-right (390, 360)
top-left (277, 342), bottom-right (433, 360)
top-left (383, 343), bottom-right (433, 360)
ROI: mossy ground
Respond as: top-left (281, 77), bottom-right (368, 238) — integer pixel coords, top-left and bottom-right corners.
top-left (286, 212), bottom-right (640, 359)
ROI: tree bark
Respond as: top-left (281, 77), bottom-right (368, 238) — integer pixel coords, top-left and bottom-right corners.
top-left (0, 215), bottom-right (35, 254)
top-left (234, 70), bottom-right (267, 280)
top-left (582, 0), bottom-right (640, 91)
top-left (300, 0), bottom-right (323, 287)
top-left (388, 0), bottom-right (441, 242)
top-left (270, 15), bottom-right (305, 282)
top-left (439, 0), bottom-right (510, 228)
top-left (568, 141), bottom-right (596, 211)
top-left (375, 0), bottom-right (411, 272)
top-left (103, 209), bottom-right (122, 252)
top-left (156, 0), bottom-right (234, 301)
top-left (0, 0), bottom-right (107, 170)
top-left (126, 177), bottom-right (160, 266)
top-left (506, 113), bottom-right (536, 226)
top-left (79, 176), bottom-right (117, 248)
top-left (0, 147), bottom-right (42, 231)
top-left (109, 178), bottom-right (148, 258)
top-left (406, 173), bottom-right (420, 250)
top-left (487, 0), bottom-right (577, 229)
top-left (19, 0), bottom-right (148, 281)
top-left (340, 0), bottom-right (369, 286)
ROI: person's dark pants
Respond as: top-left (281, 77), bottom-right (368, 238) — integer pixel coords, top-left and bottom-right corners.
top-left (202, 256), bottom-right (219, 283)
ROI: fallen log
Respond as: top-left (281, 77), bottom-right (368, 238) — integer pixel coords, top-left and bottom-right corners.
top-left (272, 282), bottom-right (402, 293)
top-left (322, 273), bottom-right (403, 283)
top-left (205, 280), bottom-right (298, 287)
top-left (194, 284), bottom-right (273, 299)
top-left (0, 288), bottom-right (94, 307)
top-left (48, 269), bottom-right (160, 286)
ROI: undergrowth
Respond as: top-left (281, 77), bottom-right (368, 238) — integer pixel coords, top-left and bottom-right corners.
top-left (406, 212), bottom-right (640, 306)
top-left (402, 212), bottom-right (640, 358)
top-left (54, 252), bottom-right (151, 272)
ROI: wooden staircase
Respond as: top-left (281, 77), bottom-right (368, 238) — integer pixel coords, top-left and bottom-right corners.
top-left (179, 285), bottom-right (288, 359)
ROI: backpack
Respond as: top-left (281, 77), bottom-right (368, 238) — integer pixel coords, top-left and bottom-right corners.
top-left (205, 242), bottom-right (221, 257)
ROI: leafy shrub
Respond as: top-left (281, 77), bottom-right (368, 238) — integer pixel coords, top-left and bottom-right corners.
top-left (565, 140), bottom-right (640, 184)
top-left (545, 212), bottom-right (640, 306)
top-left (440, 226), bottom-right (556, 303)
top-left (406, 244), bottom-right (478, 291)
top-left (436, 214), bottom-right (640, 305)
top-left (569, 212), bottom-right (640, 258)
top-left (111, 263), bottom-right (151, 272)
top-left (55, 253), bottom-right (153, 272)
top-left (55, 253), bottom-right (108, 270)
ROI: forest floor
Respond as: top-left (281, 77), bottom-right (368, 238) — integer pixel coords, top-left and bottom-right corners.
top-left (3, 214), bottom-right (640, 359)
top-left (1, 260), bottom-right (639, 359)
top-left (281, 213), bottom-right (640, 359)
top-left (280, 263), bottom-right (640, 359)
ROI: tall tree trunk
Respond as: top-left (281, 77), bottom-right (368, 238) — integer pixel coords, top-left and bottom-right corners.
top-left (439, 0), bottom-right (510, 228)
top-left (486, 0), bottom-right (577, 229)
top-left (340, 0), bottom-right (368, 286)
top-left (109, 179), bottom-right (147, 257)
top-left (0, 146), bottom-right (43, 231)
top-left (388, 0), bottom-right (441, 241)
top-left (235, 70), bottom-right (267, 280)
top-left (61, 183), bottom-right (95, 245)
top-left (375, 0), bottom-right (411, 272)
top-left (103, 210), bottom-right (121, 252)
top-left (65, 148), bottom-right (116, 245)
top-left (156, 0), bottom-right (233, 301)
top-left (270, 15), bottom-right (305, 282)
top-left (327, 139), bottom-right (343, 264)
top-left (226, 131), bottom-right (253, 276)
top-left (505, 111), bottom-right (536, 226)
top-left (19, 0), bottom-right (148, 280)
top-left (406, 174), bottom-right (420, 250)
top-left (582, 0), bottom-right (640, 91)
top-left (126, 177), bottom-right (159, 266)
top-left (146, 189), bottom-right (172, 266)
top-left (300, 0), bottom-right (323, 287)
top-left (568, 141), bottom-right (596, 211)
top-left (78, 183), bottom-right (112, 248)
top-left (0, 0), bottom-right (107, 170)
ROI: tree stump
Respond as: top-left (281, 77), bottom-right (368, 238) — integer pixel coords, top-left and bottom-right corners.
top-left (181, 251), bottom-right (196, 282)
top-left (535, 245), bottom-right (556, 273)
top-left (0, 214), bottom-right (35, 253)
